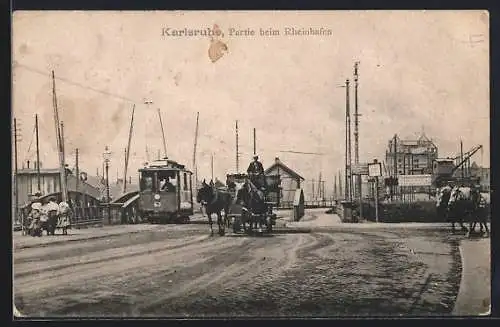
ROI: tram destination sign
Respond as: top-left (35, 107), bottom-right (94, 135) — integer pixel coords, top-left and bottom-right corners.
top-left (398, 174), bottom-right (432, 187)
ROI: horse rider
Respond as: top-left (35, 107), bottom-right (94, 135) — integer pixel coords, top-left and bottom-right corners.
top-left (246, 155), bottom-right (267, 190)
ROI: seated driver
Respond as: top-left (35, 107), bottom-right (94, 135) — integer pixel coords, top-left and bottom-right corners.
top-left (246, 155), bottom-right (267, 190)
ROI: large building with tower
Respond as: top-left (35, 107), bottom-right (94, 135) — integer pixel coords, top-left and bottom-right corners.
top-left (385, 133), bottom-right (438, 176)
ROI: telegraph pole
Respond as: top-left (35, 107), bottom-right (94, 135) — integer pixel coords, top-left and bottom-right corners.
top-left (123, 104), bottom-right (135, 194)
top-left (13, 118), bottom-right (20, 227)
top-left (60, 121), bottom-right (67, 196)
top-left (460, 139), bottom-right (464, 179)
top-left (354, 61), bottom-right (362, 221)
top-left (392, 134), bottom-right (397, 200)
top-left (35, 114), bottom-right (41, 193)
top-left (344, 79), bottom-right (352, 201)
top-left (236, 120), bottom-right (239, 173)
top-left (75, 148), bottom-right (79, 193)
top-left (192, 112), bottom-right (199, 189)
top-left (157, 108), bottom-right (168, 158)
top-left (353, 62), bottom-right (361, 195)
top-left (52, 71), bottom-right (68, 202)
top-left (253, 128), bottom-right (256, 155)
top-left (211, 153), bottom-right (214, 181)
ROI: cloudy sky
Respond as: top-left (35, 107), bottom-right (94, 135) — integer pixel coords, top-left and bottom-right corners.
top-left (12, 11), bottom-right (489, 195)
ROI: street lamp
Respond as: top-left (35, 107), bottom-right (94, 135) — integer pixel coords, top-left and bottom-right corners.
top-left (103, 146), bottom-right (112, 224)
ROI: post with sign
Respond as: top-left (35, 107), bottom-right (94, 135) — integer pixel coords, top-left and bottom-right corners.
top-left (368, 159), bottom-right (382, 223)
top-left (351, 163), bottom-right (368, 222)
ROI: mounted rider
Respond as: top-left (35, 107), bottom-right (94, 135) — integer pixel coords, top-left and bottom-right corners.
top-left (246, 155), bottom-right (267, 191)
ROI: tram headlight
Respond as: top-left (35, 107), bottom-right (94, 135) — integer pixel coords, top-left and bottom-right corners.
top-left (154, 194), bottom-right (161, 200)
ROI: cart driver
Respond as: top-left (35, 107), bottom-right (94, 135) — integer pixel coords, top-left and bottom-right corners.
top-left (247, 155), bottom-right (266, 190)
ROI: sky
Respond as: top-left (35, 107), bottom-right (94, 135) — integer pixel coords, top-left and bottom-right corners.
top-left (12, 11), bottom-right (490, 196)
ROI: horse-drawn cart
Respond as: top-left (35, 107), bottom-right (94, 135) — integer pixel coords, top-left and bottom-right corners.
top-left (226, 173), bottom-right (280, 235)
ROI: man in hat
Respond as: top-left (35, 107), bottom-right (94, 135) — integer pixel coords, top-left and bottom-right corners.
top-left (247, 155), bottom-right (266, 190)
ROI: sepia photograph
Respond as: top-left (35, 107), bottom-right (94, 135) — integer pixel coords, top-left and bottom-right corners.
top-left (11, 10), bottom-right (490, 318)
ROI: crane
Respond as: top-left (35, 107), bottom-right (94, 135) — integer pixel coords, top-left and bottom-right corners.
top-left (451, 144), bottom-right (483, 175)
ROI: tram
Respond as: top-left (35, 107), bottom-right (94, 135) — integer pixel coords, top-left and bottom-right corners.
top-left (138, 158), bottom-right (194, 224)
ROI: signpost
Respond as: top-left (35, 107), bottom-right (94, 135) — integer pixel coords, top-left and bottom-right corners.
top-left (398, 174), bottom-right (432, 187)
top-left (351, 162), bottom-right (369, 222)
top-left (368, 159), bottom-right (382, 223)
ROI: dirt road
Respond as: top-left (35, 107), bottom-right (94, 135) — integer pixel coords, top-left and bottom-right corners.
top-left (14, 212), bottom-right (463, 317)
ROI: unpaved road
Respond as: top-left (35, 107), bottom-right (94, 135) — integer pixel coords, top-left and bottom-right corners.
top-left (14, 213), bottom-right (463, 317)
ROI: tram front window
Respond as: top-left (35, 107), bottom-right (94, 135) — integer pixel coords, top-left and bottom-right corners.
top-left (140, 172), bottom-right (155, 192)
top-left (158, 171), bottom-right (177, 193)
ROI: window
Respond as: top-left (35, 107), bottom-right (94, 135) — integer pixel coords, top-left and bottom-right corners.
top-left (140, 171), bottom-right (155, 192)
top-left (158, 170), bottom-right (177, 193)
top-left (183, 173), bottom-right (188, 191)
top-left (398, 159), bottom-right (402, 163)
top-left (398, 170), bottom-right (403, 174)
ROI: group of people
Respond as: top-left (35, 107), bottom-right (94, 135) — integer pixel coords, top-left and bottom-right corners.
top-left (24, 196), bottom-right (72, 237)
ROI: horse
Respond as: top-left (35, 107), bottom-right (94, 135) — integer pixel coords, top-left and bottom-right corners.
top-left (436, 185), bottom-right (468, 233)
top-left (448, 186), bottom-right (489, 237)
top-left (235, 179), bottom-right (269, 233)
top-left (196, 179), bottom-right (233, 236)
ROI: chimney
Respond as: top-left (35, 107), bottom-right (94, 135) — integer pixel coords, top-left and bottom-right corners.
top-left (27, 160), bottom-right (30, 169)
top-left (275, 157), bottom-right (280, 163)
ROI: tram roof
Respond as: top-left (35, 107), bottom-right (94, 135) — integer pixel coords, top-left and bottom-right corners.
top-left (138, 159), bottom-right (192, 173)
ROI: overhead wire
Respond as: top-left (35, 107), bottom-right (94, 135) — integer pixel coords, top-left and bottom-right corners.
top-left (13, 62), bottom-right (139, 104)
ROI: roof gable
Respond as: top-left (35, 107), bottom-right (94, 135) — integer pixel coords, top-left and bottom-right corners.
top-left (265, 158), bottom-right (305, 181)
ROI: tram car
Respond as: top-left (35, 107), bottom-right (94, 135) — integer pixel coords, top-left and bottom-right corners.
top-left (226, 173), bottom-right (281, 234)
top-left (138, 158), bottom-right (194, 224)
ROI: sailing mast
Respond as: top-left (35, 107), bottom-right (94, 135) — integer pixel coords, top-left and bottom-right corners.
top-left (123, 104), bottom-right (135, 194)
top-left (51, 70), bottom-right (68, 202)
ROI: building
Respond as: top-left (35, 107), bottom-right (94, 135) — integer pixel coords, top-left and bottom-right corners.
top-left (14, 165), bottom-right (101, 208)
top-left (264, 157), bottom-right (305, 207)
top-left (385, 133), bottom-right (438, 176)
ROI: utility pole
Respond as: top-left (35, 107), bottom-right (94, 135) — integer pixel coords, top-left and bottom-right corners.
top-left (211, 153), bottom-right (214, 181)
top-left (344, 79), bottom-right (352, 201)
top-left (52, 70), bottom-right (68, 202)
top-left (13, 118), bottom-right (21, 228)
top-left (338, 171), bottom-right (343, 200)
top-left (35, 114), bottom-right (41, 193)
top-left (236, 120), bottom-right (239, 173)
top-left (354, 61), bottom-right (362, 221)
top-left (60, 121), bottom-right (66, 193)
top-left (334, 173), bottom-right (337, 200)
top-left (192, 112), bottom-right (199, 189)
top-left (393, 134), bottom-right (397, 200)
top-left (253, 128), bottom-right (256, 155)
top-left (157, 108), bottom-right (167, 158)
top-left (460, 139), bottom-right (464, 179)
top-left (123, 104), bottom-right (135, 194)
top-left (75, 148), bottom-right (79, 193)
